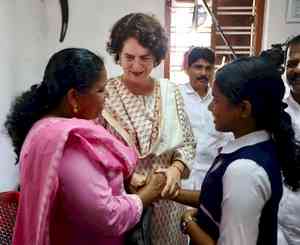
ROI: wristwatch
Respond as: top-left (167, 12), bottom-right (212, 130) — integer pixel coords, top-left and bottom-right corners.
top-left (181, 215), bottom-right (196, 234)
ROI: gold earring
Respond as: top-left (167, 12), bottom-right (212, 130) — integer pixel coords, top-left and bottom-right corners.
top-left (73, 105), bottom-right (79, 113)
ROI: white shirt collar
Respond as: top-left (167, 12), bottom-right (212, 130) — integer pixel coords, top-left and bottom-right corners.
top-left (221, 130), bottom-right (271, 154)
top-left (183, 83), bottom-right (212, 101)
top-left (287, 93), bottom-right (300, 112)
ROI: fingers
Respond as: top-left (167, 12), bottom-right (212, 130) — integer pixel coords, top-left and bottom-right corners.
top-left (147, 172), bottom-right (166, 187)
top-left (161, 176), bottom-right (172, 197)
top-left (130, 173), bottom-right (147, 188)
top-left (161, 176), bottom-right (178, 198)
top-left (161, 179), bottom-right (180, 199)
top-left (169, 185), bottom-right (180, 199)
top-left (145, 166), bottom-right (181, 198)
top-left (160, 166), bottom-right (181, 198)
top-left (169, 180), bottom-right (178, 197)
top-left (154, 168), bottom-right (167, 174)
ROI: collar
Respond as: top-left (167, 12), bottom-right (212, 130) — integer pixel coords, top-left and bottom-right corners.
top-left (287, 93), bottom-right (300, 111)
top-left (184, 83), bottom-right (212, 101)
top-left (221, 130), bottom-right (271, 154)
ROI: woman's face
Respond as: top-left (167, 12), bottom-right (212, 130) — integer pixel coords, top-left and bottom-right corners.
top-left (119, 38), bottom-right (155, 84)
top-left (76, 68), bottom-right (107, 120)
top-left (208, 82), bottom-right (240, 133)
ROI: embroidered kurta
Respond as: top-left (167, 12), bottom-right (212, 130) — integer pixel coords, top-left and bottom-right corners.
top-left (103, 77), bottom-right (196, 245)
top-left (13, 118), bottom-right (142, 245)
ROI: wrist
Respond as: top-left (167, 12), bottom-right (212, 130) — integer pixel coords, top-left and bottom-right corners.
top-left (181, 215), bottom-right (197, 234)
top-left (137, 183), bottom-right (160, 207)
top-left (171, 161), bottom-right (184, 177)
top-left (137, 186), bottom-right (153, 207)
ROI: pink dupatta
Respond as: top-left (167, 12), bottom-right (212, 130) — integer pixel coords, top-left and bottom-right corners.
top-left (13, 117), bottom-right (137, 245)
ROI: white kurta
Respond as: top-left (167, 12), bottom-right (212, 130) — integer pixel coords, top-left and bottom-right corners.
top-left (278, 94), bottom-right (300, 245)
top-left (179, 83), bottom-right (232, 190)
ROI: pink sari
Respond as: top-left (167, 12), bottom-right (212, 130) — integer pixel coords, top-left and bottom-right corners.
top-left (13, 117), bottom-right (141, 245)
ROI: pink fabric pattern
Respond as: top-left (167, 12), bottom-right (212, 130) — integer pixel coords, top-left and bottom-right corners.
top-left (13, 117), bottom-right (142, 245)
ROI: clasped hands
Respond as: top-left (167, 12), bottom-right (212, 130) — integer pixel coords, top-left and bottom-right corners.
top-left (128, 165), bottom-right (182, 201)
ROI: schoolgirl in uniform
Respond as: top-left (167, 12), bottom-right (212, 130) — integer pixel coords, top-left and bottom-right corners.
top-left (172, 48), bottom-right (300, 245)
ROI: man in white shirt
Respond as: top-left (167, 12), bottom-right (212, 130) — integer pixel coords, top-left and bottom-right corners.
top-left (278, 35), bottom-right (300, 245)
top-left (179, 47), bottom-right (232, 190)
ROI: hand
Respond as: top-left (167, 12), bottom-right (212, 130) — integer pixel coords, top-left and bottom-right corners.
top-left (130, 173), bottom-right (147, 189)
top-left (181, 208), bottom-right (198, 222)
top-left (126, 173), bottom-right (147, 194)
top-left (137, 173), bottom-right (166, 207)
top-left (181, 208), bottom-right (198, 235)
top-left (155, 166), bottom-right (181, 198)
top-left (146, 172), bottom-right (166, 195)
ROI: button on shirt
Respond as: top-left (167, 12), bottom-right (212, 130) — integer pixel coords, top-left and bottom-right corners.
top-left (217, 130), bottom-right (272, 245)
top-left (179, 83), bottom-right (232, 189)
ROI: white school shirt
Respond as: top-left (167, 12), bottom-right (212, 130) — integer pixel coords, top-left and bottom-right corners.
top-left (278, 94), bottom-right (300, 245)
top-left (179, 83), bottom-right (232, 189)
top-left (217, 130), bottom-right (272, 245)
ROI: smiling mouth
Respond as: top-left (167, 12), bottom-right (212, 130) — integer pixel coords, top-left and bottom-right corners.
top-left (131, 71), bottom-right (144, 77)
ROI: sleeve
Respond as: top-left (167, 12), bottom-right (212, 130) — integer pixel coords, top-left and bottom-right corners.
top-left (172, 85), bottom-right (196, 178)
top-left (217, 159), bottom-right (271, 245)
top-left (58, 138), bottom-right (143, 236)
top-left (278, 186), bottom-right (300, 245)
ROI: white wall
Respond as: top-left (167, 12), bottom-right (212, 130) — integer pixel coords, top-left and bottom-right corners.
top-left (262, 0), bottom-right (300, 49)
top-left (17, 0), bottom-right (165, 92)
top-left (15, 0), bottom-right (49, 93)
top-left (0, 0), bottom-right (19, 191)
top-left (0, 0), bottom-right (164, 191)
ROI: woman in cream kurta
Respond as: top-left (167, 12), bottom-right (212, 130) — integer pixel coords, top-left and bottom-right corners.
top-left (103, 76), bottom-right (195, 244)
top-left (105, 12), bottom-right (195, 244)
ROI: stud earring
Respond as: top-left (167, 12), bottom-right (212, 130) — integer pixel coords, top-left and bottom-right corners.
top-left (73, 105), bottom-right (79, 113)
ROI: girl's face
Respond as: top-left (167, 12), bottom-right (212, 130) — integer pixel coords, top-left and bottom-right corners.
top-left (208, 82), bottom-right (241, 133)
top-left (76, 68), bottom-right (107, 119)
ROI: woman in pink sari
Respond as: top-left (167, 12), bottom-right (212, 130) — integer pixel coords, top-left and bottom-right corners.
top-left (5, 48), bottom-right (165, 245)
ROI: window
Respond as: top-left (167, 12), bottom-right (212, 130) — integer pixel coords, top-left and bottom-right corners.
top-left (166, 0), bottom-right (213, 83)
top-left (164, 0), bottom-right (265, 80)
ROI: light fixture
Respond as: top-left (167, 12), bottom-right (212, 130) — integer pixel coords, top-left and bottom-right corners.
top-left (192, 0), bottom-right (207, 31)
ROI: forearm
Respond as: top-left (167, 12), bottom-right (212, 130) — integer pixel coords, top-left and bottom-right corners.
top-left (137, 186), bottom-right (158, 207)
top-left (172, 189), bottom-right (200, 208)
top-left (186, 222), bottom-right (215, 245)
